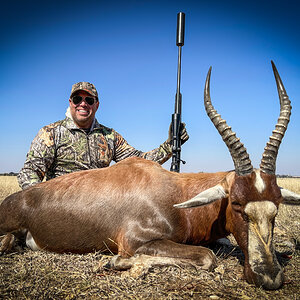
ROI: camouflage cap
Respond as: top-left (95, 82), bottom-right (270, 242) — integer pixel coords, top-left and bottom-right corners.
top-left (70, 82), bottom-right (98, 99)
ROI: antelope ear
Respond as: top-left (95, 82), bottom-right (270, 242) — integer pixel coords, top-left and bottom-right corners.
top-left (280, 188), bottom-right (300, 205)
top-left (174, 184), bottom-right (227, 209)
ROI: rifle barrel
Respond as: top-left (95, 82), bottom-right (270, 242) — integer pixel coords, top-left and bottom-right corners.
top-left (176, 46), bottom-right (182, 105)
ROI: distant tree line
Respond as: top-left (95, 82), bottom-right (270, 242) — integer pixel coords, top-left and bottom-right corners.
top-left (277, 174), bottom-right (300, 178)
top-left (0, 172), bottom-right (18, 176)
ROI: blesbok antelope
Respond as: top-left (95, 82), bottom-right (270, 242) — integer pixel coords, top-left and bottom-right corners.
top-left (0, 61), bottom-right (299, 290)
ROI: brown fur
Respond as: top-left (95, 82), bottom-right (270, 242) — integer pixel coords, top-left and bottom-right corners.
top-left (0, 158), bottom-right (229, 254)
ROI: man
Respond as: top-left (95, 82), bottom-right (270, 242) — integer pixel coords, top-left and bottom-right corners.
top-left (18, 82), bottom-right (189, 189)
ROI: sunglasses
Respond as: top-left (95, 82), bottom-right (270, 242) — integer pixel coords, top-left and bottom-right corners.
top-left (71, 95), bottom-right (96, 106)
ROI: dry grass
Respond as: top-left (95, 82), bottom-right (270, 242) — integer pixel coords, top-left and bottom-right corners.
top-left (0, 176), bottom-right (20, 199)
top-left (0, 176), bottom-right (299, 299)
top-left (277, 178), bottom-right (300, 194)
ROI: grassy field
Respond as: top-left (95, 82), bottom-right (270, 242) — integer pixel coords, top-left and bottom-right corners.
top-left (0, 176), bottom-right (299, 299)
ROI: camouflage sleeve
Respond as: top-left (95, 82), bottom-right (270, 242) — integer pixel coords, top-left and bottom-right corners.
top-left (113, 130), bottom-right (172, 164)
top-left (17, 126), bottom-right (56, 190)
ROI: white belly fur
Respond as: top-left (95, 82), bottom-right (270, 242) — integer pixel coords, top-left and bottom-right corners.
top-left (26, 231), bottom-right (42, 251)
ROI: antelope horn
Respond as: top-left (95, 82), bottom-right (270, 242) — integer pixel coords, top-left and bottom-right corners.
top-left (204, 67), bottom-right (253, 176)
top-left (260, 61), bottom-right (292, 174)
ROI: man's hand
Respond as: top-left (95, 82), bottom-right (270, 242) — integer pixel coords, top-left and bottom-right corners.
top-left (167, 122), bottom-right (189, 145)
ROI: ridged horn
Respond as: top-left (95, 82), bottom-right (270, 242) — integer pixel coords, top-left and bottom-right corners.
top-left (260, 61), bottom-right (292, 174)
top-left (204, 67), bottom-right (253, 176)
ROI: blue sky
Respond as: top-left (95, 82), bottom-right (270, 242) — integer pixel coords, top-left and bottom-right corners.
top-left (1, 0), bottom-right (299, 175)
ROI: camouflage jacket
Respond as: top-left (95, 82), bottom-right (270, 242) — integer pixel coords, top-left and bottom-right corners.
top-left (17, 116), bottom-right (172, 190)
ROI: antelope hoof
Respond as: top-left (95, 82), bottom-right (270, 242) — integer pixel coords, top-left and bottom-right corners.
top-left (103, 255), bottom-right (125, 270)
top-left (0, 234), bottom-right (15, 255)
top-left (203, 250), bottom-right (218, 271)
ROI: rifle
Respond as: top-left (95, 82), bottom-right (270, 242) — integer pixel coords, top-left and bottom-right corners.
top-left (170, 12), bottom-right (185, 173)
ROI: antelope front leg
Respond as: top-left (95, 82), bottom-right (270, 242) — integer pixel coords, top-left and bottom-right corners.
top-left (135, 239), bottom-right (217, 271)
top-left (105, 239), bottom-right (217, 277)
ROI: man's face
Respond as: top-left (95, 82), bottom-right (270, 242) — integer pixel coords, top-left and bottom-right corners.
top-left (69, 90), bottom-right (99, 129)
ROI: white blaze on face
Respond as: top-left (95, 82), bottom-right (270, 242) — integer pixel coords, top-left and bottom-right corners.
top-left (254, 169), bottom-right (266, 194)
top-left (245, 201), bottom-right (277, 248)
top-left (245, 200), bottom-right (283, 285)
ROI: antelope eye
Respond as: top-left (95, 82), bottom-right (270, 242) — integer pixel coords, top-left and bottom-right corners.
top-left (242, 213), bottom-right (249, 222)
top-left (231, 201), bottom-right (241, 207)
